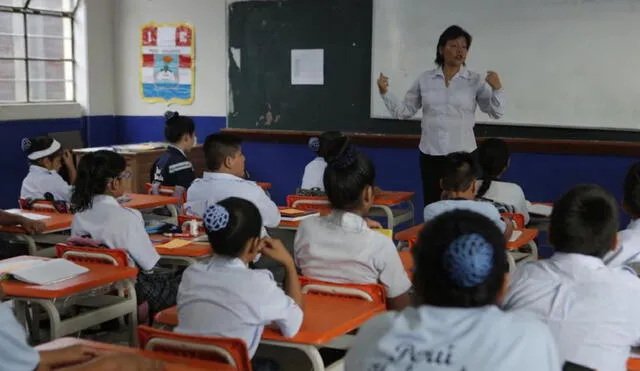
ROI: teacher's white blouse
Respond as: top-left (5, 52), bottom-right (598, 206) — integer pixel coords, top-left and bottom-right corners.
top-left (381, 66), bottom-right (505, 156)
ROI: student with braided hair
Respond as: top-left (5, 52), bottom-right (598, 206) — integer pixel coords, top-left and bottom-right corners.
top-left (294, 143), bottom-right (411, 310)
top-left (176, 198), bottom-right (303, 370)
top-left (346, 210), bottom-right (560, 371)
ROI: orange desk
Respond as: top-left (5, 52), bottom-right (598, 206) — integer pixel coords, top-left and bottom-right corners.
top-left (395, 223), bottom-right (423, 249)
top-left (0, 211), bottom-right (74, 256)
top-left (370, 191), bottom-right (415, 230)
top-left (628, 357), bottom-right (640, 371)
top-left (277, 208), bottom-right (329, 230)
top-left (152, 236), bottom-right (213, 266)
top-left (122, 193), bottom-right (179, 210)
top-left (35, 337), bottom-right (235, 371)
top-left (2, 256), bottom-right (139, 343)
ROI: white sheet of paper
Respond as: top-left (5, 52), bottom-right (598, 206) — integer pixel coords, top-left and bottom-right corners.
top-left (509, 230), bottom-right (522, 242)
top-left (527, 203), bottom-right (553, 217)
top-left (291, 49), bottom-right (324, 85)
top-left (4, 209), bottom-right (50, 221)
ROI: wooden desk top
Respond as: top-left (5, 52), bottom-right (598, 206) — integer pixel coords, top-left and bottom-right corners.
top-left (0, 256), bottom-right (138, 299)
top-left (35, 337), bottom-right (234, 371)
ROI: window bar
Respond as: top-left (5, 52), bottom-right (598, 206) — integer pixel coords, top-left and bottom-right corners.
top-left (23, 11), bottom-right (30, 102)
top-left (23, 0), bottom-right (31, 9)
top-left (71, 13), bottom-right (76, 101)
top-left (72, 0), bottom-right (81, 16)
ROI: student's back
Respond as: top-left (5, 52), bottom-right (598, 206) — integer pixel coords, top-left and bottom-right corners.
top-left (150, 111), bottom-right (197, 190)
top-left (605, 162), bottom-right (640, 267)
top-left (300, 131), bottom-right (346, 192)
top-left (294, 142), bottom-right (412, 310)
top-left (503, 185), bottom-right (640, 371)
top-left (346, 210), bottom-right (560, 371)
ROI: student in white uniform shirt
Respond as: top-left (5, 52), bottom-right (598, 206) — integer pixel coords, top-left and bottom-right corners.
top-left (20, 136), bottom-right (76, 202)
top-left (177, 198), bottom-right (303, 371)
top-left (476, 138), bottom-right (529, 225)
top-left (71, 150), bottom-right (179, 318)
top-left (503, 184), bottom-right (640, 371)
top-left (345, 210), bottom-right (561, 371)
top-left (0, 289), bottom-right (163, 370)
top-left (604, 162), bottom-right (640, 267)
top-left (300, 131), bottom-right (345, 192)
top-left (294, 142), bottom-right (412, 310)
top-left (185, 133), bottom-right (280, 229)
top-left (423, 151), bottom-right (513, 241)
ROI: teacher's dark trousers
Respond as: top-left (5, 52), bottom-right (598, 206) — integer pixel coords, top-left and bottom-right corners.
top-left (419, 150), bottom-right (478, 207)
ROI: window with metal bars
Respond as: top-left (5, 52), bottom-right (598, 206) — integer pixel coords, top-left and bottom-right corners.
top-left (0, 0), bottom-right (78, 103)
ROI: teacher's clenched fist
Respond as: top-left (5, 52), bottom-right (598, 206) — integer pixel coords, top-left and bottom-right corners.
top-left (485, 71), bottom-right (502, 91)
top-left (377, 73), bottom-right (389, 94)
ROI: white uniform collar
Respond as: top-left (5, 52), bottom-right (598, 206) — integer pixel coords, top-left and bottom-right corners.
top-left (327, 210), bottom-right (368, 232)
top-left (29, 165), bottom-right (54, 174)
top-left (551, 252), bottom-right (606, 270)
top-left (431, 65), bottom-right (470, 80)
top-left (207, 256), bottom-right (248, 269)
top-left (168, 144), bottom-right (187, 157)
top-left (92, 194), bottom-right (121, 206)
top-left (203, 172), bottom-right (243, 181)
top-left (627, 219), bottom-right (640, 231)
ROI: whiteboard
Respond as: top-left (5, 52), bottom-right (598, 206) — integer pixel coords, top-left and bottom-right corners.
top-left (371, 0), bottom-right (640, 131)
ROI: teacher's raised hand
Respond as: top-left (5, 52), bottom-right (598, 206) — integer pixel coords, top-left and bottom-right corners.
top-left (485, 71), bottom-right (502, 91)
top-left (377, 73), bottom-right (389, 94)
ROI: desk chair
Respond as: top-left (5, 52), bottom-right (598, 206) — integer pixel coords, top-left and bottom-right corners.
top-left (137, 325), bottom-right (252, 371)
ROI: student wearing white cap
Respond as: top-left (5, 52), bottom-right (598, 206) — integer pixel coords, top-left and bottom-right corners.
top-left (345, 210), bottom-right (560, 371)
top-left (20, 136), bottom-right (76, 202)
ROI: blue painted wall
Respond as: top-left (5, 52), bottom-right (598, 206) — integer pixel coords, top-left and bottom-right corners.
top-left (2, 115), bottom-right (636, 234)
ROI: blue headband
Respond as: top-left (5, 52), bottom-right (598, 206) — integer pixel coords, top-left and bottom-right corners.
top-left (203, 204), bottom-right (230, 232)
top-left (21, 138), bottom-right (32, 152)
top-left (442, 233), bottom-right (494, 288)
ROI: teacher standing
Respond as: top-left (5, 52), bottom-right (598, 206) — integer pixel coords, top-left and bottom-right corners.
top-left (377, 25), bottom-right (505, 206)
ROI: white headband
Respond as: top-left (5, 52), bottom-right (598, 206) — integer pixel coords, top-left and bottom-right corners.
top-left (27, 139), bottom-right (61, 161)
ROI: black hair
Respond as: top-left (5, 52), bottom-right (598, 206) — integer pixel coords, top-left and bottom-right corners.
top-left (203, 133), bottom-right (242, 171)
top-left (22, 136), bottom-right (63, 165)
top-left (413, 209), bottom-right (508, 307)
top-left (550, 184), bottom-right (619, 258)
top-left (205, 197), bottom-right (262, 257)
top-left (317, 131), bottom-right (348, 160)
top-left (623, 162), bottom-right (640, 217)
top-left (323, 144), bottom-right (376, 210)
top-left (441, 152), bottom-right (478, 196)
top-left (435, 25), bottom-right (472, 67)
top-left (164, 111), bottom-right (195, 143)
top-left (477, 138), bottom-right (510, 198)
top-left (71, 150), bottom-right (126, 212)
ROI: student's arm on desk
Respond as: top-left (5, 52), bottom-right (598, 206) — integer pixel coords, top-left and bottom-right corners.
top-left (0, 210), bottom-right (45, 234)
top-left (502, 216), bottom-right (514, 243)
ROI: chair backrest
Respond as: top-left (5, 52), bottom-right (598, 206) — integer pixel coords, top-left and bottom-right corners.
top-left (153, 305), bottom-right (178, 327)
top-left (501, 213), bottom-right (525, 229)
top-left (299, 276), bottom-right (386, 305)
top-left (56, 243), bottom-right (131, 267)
top-left (137, 325), bottom-right (252, 371)
top-left (145, 183), bottom-right (187, 202)
top-left (19, 198), bottom-right (67, 213)
top-left (286, 195), bottom-right (331, 211)
top-left (177, 215), bottom-right (204, 234)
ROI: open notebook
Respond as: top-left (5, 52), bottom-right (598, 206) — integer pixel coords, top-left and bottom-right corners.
top-left (527, 202), bottom-right (553, 217)
top-left (0, 259), bottom-right (88, 285)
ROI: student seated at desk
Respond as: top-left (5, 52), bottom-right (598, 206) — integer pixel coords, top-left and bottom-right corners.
top-left (503, 185), bottom-right (640, 371)
top-left (0, 289), bottom-right (162, 370)
top-left (20, 136), bottom-right (76, 202)
top-left (345, 210), bottom-right (560, 371)
top-left (149, 111), bottom-right (197, 191)
top-left (0, 210), bottom-right (45, 235)
top-left (476, 138), bottom-right (529, 225)
top-left (70, 150), bottom-right (179, 317)
top-left (294, 143), bottom-right (412, 310)
top-left (605, 162), bottom-right (640, 267)
top-left (424, 151), bottom-right (513, 241)
top-left (177, 198), bottom-right (303, 370)
top-left (300, 131), bottom-right (346, 193)
top-left (185, 133), bottom-right (280, 230)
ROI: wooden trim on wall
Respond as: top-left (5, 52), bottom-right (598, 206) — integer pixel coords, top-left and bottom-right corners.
top-left (222, 128), bottom-right (640, 156)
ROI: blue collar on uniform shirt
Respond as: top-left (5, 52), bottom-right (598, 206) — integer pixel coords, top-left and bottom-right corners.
top-left (327, 210), bottom-right (368, 232)
top-left (431, 66), bottom-right (471, 80)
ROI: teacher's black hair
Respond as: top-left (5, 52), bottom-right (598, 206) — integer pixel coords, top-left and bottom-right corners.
top-left (71, 150), bottom-right (126, 212)
top-left (441, 151), bottom-right (478, 194)
top-left (550, 184), bottom-right (618, 259)
top-left (413, 209), bottom-right (508, 307)
top-left (623, 162), bottom-right (640, 217)
top-left (435, 25), bottom-right (473, 67)
top-left (477, 138), bottom-right (510, 198)
top-left (164, 111), bottom-right (195, 143)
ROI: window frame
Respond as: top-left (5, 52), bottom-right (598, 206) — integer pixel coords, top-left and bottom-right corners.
top-left (0, 0), bottom-right (79, 104)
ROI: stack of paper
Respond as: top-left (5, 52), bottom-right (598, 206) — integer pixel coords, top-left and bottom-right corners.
top-left (509, 230), bottom-right (523, 242)
top-left (4, 209), bottom-right (50, 221)
top-left (0, 259), bottom-right (88, 285)
top-left (279, 207), bottom-right (319, 222)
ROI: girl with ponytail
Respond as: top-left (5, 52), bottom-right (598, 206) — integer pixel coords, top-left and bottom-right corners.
top-left (300, 131), bottom-right (348, 192)
top-left (294, 142), bottom-right (412, 310)
top-left (476, 138), bottom-right (529, 225)
top-left (71, 151), bottom-right (179, 318)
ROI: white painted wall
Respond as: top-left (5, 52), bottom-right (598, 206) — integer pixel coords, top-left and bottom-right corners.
top-left (113, 0), bottom-right (228, 117)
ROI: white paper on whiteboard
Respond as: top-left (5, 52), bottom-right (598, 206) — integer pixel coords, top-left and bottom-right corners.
top-left (291, 49), bottom-right (324, 85)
